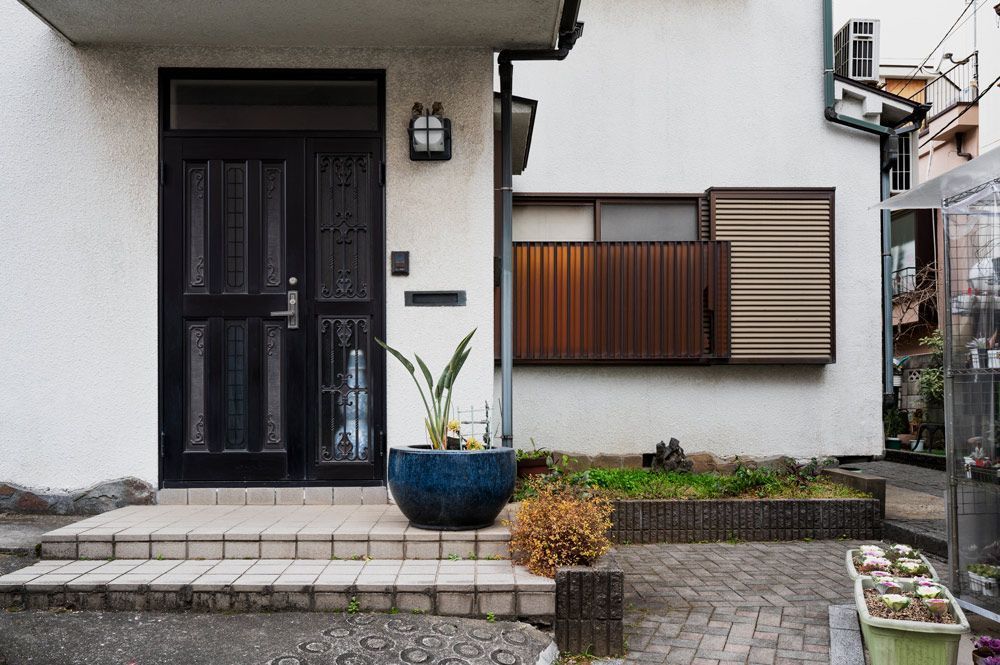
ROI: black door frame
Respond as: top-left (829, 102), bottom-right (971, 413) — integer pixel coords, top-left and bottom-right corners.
top-left (157, 67), bottom-right (387, 487)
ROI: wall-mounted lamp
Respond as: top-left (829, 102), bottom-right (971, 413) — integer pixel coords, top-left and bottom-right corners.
top-left (409, 102), bottom-right (451, 161)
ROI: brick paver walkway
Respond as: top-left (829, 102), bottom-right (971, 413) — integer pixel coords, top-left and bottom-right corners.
top-left (605, 540), bottom-right (866, 664)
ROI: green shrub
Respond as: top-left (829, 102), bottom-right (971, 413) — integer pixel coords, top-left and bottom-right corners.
top-left (918, 330), bottom-right (945, 405)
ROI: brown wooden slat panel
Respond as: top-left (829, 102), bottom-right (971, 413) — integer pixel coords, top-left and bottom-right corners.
top-left (711, 189), bottom-right (834, 363)
top-left (496, 241), bottom-right (731, 362)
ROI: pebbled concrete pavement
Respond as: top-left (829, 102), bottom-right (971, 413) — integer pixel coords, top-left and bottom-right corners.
top-left (0, 610), bottom-right (556, 665)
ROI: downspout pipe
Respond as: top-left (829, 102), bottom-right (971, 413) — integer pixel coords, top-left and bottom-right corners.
top-left (496, 14), bottom-right (584, 447)
top-left (821, 0), bottom-right (929, 404)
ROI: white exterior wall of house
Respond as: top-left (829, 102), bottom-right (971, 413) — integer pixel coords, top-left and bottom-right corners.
top-left (496, 0), bottom-right (885, 461)
top-left (0, 3), bottom-right (495, 490)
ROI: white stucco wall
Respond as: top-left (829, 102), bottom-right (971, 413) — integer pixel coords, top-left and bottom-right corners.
top-left (496, 0), bottom-right (885, 461)
top-left (0, 3), bottom-right (494, 490)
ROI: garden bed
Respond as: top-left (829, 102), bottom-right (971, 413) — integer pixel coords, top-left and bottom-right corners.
top-left (584, 466), bottom-right (868, 500)
top-left (513, 463), bottom-right (879, 545)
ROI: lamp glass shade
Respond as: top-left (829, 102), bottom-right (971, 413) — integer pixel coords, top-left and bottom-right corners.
top-left (412, 115), bottom-right (446, 152)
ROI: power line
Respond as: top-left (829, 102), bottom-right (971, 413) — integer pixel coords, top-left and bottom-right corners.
top-left (902, 58), bottom-right (967, 101)
top-left (893, 1), bottom-right (975, 91)
top-left (952, 0), bottom-right (989, 35)
top-left (900, 49), bottom-right (979, 102)
top-left (919, 72), bottom-right (1000, 149)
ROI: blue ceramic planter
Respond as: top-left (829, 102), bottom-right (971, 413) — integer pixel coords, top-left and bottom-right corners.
top-left (388, 445), bottom-right (516, 530)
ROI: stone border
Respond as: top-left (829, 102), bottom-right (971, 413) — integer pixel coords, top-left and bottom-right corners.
top-left (883, 449), bottom-right (947, 471)
top-left (821, 468), bottom-right (886, 519)
top-left (554, 567), bottom-right (625, 657)
top-left (0, 478), bottom-right (154, 514)
top-left (610, 498), bottom-right (881, 544)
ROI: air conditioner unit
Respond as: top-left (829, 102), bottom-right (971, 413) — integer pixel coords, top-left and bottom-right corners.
top-left (834, 18), bottom-right (880, 83)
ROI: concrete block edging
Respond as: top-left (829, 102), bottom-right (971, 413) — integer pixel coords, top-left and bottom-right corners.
top-left (554, 566), bottom-right (625, 658)
top-left (609, 498), bottom-right (882, 544)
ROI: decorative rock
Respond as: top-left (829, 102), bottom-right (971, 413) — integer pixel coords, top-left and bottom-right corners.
top-left (650, 438), bottom-right (693, 473)
top-left (0, 477), bottom-right (155, 515)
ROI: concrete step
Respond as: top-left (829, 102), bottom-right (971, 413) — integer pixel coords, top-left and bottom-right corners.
top-left (39, 504), bottom-right (514, 560)
top-left (0, 558), bottom-right (555, 621)
top-left (156, 486), bottom-right (389, 506)
top-left (883, 519), bottom-right (948, 558)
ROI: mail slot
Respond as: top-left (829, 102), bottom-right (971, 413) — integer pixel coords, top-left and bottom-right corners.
top-left (404, 290), bottom-right (466, 307)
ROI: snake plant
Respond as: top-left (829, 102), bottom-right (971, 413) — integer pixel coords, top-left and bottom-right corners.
top-left (376, 329), bottom-right (476, 450)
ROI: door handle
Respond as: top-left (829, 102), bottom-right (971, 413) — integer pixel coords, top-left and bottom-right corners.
top-left (270, 290), bottom-right (299, 329)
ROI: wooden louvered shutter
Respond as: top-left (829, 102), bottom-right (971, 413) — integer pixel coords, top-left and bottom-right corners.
top-left (709, 188), bottom-right (835, 363)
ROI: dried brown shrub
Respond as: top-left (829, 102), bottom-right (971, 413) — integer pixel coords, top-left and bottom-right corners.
top-left (507, 483), bottom-right (613, 578)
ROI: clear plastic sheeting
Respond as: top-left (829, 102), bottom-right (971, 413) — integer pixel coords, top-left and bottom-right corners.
top-left (875, 148), bottom-right (1000, 212)
top-left (941, 170), bottom-right (1000, 617)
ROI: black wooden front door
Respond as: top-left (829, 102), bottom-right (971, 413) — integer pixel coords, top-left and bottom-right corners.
top-left (161, 137), bottom-right (384, 484)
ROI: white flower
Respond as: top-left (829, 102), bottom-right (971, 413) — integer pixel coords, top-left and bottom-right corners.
top-left (915, 584), bottom-right (941, 599)
top-left (860, 545), bottom-right (886, 557)
top-left (881, 594), bottom-right (911, 611)
top-left (897, 561), bottom-right (924, 574)
top-left (892, 544), bottom-right (914, 555)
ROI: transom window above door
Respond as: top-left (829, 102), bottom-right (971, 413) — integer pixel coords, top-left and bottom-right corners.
top-left (511, 194), bottom-right (701, 242)
top-left (165, 71), bottom-right (381, 131)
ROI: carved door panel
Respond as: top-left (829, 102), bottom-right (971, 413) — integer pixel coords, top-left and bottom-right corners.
top-left (306, 139), bottom-right (385, 481)
top-left (161, 138), bottom-right (306, 482)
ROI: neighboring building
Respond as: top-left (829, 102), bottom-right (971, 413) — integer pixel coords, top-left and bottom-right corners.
top-left (0, 0), bottom-right (921, 498)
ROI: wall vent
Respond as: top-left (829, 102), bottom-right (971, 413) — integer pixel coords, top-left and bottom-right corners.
top-left (834, 18), bottom-right (880, 83)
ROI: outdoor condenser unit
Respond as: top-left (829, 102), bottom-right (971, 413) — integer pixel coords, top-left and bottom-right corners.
top-left (834, 18), bottom-right (880, 83)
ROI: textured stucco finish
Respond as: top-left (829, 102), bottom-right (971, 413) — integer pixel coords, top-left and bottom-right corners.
top-left (0, 3), bottom-right (494, 489)
top-left (496, 0), bottom-right (884, 460)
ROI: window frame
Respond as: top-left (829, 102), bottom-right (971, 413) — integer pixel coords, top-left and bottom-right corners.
top-left (511, 193), bottom-right (705, 242)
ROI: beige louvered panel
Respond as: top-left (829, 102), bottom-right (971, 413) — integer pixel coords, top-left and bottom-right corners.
top-left (711, 190), bottom-right (834, 363)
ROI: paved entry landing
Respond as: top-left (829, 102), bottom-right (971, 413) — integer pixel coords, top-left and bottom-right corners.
top-left (39, 504), bottom-right (514, 560)
top-left (0, 558), bottom-right (554, 619)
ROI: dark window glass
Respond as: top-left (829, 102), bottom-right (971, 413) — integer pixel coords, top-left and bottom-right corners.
top-left (599, 202), bottom-right (698, 241)
top-left (169, 79), bottom-right (378, 130)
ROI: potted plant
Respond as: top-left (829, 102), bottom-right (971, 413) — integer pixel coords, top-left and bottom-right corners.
top-left (970, 338), bottom-right (988, 369)
top-left (516, 438), bottom-right (550, 478)
top-left (919, 331), bottom-right (945, 423)
top-left (378, 329), bottom-right (516, 530)
top-left (854, 576), bottom-right (969, 665)
top-left (968, 564), bottom-right (1000, 597)
top-left (884, 406), bottom-right (906, 450)
top-left (846, 544), bottom-right (939, 581)
top-left (973, 635), bottom-right (1000, 664)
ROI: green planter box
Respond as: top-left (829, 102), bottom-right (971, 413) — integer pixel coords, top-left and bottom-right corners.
top-left (854, 577), bottom-right (969, 665)
top-left (846, 549), bottom-right (939, 581)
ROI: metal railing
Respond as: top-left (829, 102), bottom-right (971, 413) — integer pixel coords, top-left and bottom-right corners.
top-left (892, 266), bottom-right (917, 295)
top-left (925, 53), bottom-right (978, 120)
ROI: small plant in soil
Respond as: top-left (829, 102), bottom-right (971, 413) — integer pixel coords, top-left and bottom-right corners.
top-left (515, 437), bottom-right (549, 461)
top-left (853, 543), bottom-right (930, 577)
top-left (862, 579), bottom-right (955, 625)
